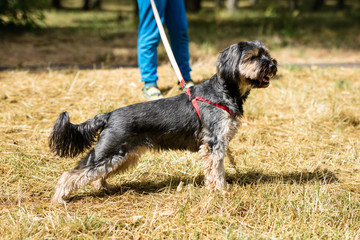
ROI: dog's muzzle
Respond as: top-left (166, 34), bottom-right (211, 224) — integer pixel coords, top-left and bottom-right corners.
top-left (258, 63), bottom-right (277, 88)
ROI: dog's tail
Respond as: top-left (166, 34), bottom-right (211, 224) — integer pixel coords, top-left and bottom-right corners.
top-left (49, 111), bottom-right (110, 158)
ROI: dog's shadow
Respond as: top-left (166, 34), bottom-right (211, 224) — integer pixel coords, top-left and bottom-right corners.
top-left (69, 168), bottom-right (338, 202)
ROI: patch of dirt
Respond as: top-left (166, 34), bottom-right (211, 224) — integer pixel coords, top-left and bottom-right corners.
top-left (2, 30), bottom-right (360, 71)
top-left (0, 30), bottom-right (138, 68)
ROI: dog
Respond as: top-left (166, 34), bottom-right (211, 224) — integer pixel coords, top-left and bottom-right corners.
top-left (49, 40), bottom-right (277, 203)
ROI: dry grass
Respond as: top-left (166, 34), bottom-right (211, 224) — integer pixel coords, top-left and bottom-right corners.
top-left (1, 59), bottom-right (360, 239)
top-left (1, 1), bottom-right (360, 238)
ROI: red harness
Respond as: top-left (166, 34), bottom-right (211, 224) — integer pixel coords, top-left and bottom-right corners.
top-left (184, 88), bottom-right (237, 120)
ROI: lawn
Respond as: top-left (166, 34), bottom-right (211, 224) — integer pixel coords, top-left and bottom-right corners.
top-left (1, 1), bottom-right (360, 239)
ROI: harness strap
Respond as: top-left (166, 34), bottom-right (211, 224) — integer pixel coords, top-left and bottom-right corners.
top-left (180, 79), bottom-right (186, 89)
top-left (185, 88), bottom-right (237, 119)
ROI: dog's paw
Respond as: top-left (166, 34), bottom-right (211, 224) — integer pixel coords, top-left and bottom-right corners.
top-left (51, 194), bottom-right (67, 205)
top-left (92, 179), bottom-right (116, 194)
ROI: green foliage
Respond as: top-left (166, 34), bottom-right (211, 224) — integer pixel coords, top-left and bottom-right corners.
top-left (0, 0), bottom-right (45, 28)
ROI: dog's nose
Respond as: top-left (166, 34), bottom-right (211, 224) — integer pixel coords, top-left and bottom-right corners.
top-left (269, 64), bottom-right (276, 71)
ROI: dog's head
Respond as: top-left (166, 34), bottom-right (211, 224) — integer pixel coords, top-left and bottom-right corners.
top-left (217, 41), bottom-right (277, 92)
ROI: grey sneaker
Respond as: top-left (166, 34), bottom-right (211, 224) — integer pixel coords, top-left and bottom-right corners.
top-left (180, 79), bottom-right (195, 90)
top-left (142, 86), bottom-right (163, 100)
top-left (184, 80), bottom-right (195, 89)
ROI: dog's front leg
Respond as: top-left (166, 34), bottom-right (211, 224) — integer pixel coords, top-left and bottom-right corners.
top-left (200, 143), bottom-right (227, 192)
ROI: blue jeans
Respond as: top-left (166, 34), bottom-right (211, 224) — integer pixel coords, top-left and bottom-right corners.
top-left (137, 0), bottom-right (191, 86)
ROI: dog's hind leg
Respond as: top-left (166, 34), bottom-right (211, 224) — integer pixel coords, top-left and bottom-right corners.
top-left (52, 167), bottom-right (93, 203)
top-left (52, 143), bottom-right (146, 203)
top-left (52, 147), bottom-right (108, 203)
top-left (91, 146), bottom-right (146, 192)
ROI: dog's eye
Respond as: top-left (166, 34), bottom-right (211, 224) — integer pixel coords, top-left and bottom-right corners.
top-left (250, 56), bottom-right (257, 60)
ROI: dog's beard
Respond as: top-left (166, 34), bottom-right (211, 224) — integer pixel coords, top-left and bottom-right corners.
top-left (239, 60), bottom-right (277, 89)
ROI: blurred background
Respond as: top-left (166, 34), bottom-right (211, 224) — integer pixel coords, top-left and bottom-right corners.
top-left (0, 0), bottom-right (359, 70)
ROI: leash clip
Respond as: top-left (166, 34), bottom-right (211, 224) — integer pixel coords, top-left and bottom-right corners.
top-left (185, 88), bottom-right (192, 101)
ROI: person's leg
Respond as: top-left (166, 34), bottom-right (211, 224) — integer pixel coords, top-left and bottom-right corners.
top-left (137, 0), bottom-right (167, 87)
top-left (164, 0), bottom-right (192, 81)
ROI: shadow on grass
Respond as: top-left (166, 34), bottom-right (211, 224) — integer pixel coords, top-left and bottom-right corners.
top-left (69, 168), bottom-right (338, 202)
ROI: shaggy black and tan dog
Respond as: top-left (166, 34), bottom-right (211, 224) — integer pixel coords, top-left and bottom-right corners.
top-left (50, 41), bottom-right (277, 203)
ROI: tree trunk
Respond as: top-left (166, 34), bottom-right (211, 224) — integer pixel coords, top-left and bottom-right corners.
top-left (337, 0), bottom-right (345, 9)
top-left (214, 0), bottom-right (224, 8)
top-left (83, 0), bottom-right (102, 10)
top-left (52, 0), bottom-right (62, 9)
top-left (226, 0), bottom-right (237, 12)
top-left (134, 0), bottom-right (139, 17)
top-left (185, 0), bottom-right (201, 13)
top-left (313, 0), bottom-right (325, 11)
top-left (289, 0), bottom-right (298, 11)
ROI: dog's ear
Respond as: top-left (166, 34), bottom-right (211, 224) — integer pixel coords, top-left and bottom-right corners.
top-left (216, 44), bottom-right (242, 83)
